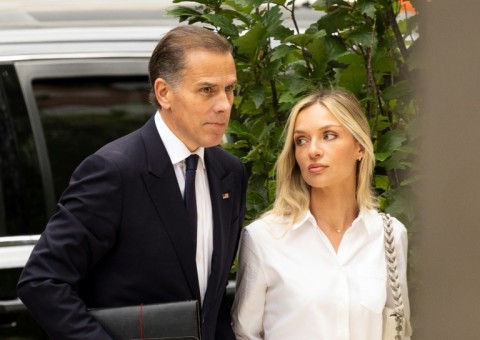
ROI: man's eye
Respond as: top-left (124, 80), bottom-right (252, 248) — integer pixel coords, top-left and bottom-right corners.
top-left (201, 87), bottom-right (213, 94)
top-left (225, 85), bottom-right (235, 92)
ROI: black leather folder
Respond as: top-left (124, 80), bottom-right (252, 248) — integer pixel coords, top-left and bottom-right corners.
top-left (90, 300), bottom-right (201, 340)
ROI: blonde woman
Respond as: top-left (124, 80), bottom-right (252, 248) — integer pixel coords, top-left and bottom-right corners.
top-left (232, 89), bottom-right (411, 340)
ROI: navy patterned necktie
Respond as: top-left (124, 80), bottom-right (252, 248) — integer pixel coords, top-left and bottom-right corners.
top-left (185, 154), bottom-right (199, 247)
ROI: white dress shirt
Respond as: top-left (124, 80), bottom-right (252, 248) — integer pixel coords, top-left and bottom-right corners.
top-left (232, 209), bottom-right (410, 340)
top-left (154, 112), bottom-right (213, 304)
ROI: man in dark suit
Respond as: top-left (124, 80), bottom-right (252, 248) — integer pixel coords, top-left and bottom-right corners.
top-left (17, 25), bottom-right (247, 340)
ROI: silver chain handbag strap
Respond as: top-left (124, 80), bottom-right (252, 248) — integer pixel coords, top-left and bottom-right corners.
top-left (381, 212), bottom-right (405, 340)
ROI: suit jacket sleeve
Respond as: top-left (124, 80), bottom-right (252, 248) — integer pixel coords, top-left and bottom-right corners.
top-left (17, 153), bottom-right (122, 340)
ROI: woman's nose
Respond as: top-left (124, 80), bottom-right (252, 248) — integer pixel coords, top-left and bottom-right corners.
top-left (308, 140), bottom-right (323, 159)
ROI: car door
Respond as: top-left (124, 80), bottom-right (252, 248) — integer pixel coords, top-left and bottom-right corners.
top-left (0, 57), bottom-right (152, 338)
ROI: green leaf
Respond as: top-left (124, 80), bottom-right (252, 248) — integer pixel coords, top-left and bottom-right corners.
top-left (285, 77), bottom-right (312, 96)
top-left (270, 44), bottom-right (299, 62)
top-left (284, 33), bottom-right (313, 48)
top-left (345, 26), bottom-right (374, 47)
top-left (233, 23), bottom-right (267, 60)
top-left (227, 120), bottom-right (256, 142)
top-left (263, 58), bottom-right (283, 79)
top-left (357, 1), bottom-right (376, 19)
top-left (223, 139), bottom-right (249, 149)
top-left (237, 97), bottom-right (260, 115)
top-left (316, 7), bottom-right (351, 33)
top-left (227, 120), bottom-right (248, 134)
top-left (335, 53), bottom-right (366, 96)
top-left (261, 5), bottom-right (283, 31)
top-left (309, 0), bottom-right (328, 11)
top-left (371, 115), bottom-right (390, 132)
top-left (382, 81), bottom-right (412, 101)
top-left (372, 53), bottom-right (397, 75)
top-left (375, 175), bottom-right (389, 190)
top-left (380, 158), bottom-right (408, 170)
top-left (249, 85), bottom-right (265, 109)
top-left (165, 6), bottom-right (203, 19)
top-left (224, 0), bottom-right (255, 12)
top-left (203, 13), bottom-right (239, 36)
top-left (258, 122), bottom-right (277, 143)
top-left (382, 186), bottom-right (416, 223)
top-left (240, 0), bottom-right (265, 7)
top-left (376, 130), bottom-right (407, 154)
top-left (375, 152), bottom-right (389, 162)
top-left (306, 35), bottom-right (329, 78)
top-left (335, 52), bottom-right (363, 67)
top-left (278, 91), bottom-right (297, 105)
top-left (271, 25), bottom-right (295, 41)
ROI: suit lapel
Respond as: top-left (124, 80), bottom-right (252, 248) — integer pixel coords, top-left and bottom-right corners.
top-left (202, 149), bottom-right (235, 311)
top-left (139, 117), bottom-right (200, 300)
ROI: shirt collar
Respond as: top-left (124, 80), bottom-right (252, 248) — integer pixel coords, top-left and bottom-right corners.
top-left (154, 111), bottom-right (205, 169)
top-left (292, 208), bottom-right (374, 234)
top-left (292, 211), bottom-right (313, 230)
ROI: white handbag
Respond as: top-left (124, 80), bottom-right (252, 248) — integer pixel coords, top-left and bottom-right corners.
top-left (381, 213), bottom-right (412, 340)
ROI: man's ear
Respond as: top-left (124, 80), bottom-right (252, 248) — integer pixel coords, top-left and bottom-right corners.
top-left (154, 78), bottom-right (171, 110)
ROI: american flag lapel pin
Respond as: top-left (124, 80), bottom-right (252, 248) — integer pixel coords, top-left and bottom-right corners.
top-left (222, 192), bottom-right (230, 199)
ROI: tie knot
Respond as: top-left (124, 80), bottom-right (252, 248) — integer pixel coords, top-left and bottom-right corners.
top-left (186, 154), bottom-right (199, 171)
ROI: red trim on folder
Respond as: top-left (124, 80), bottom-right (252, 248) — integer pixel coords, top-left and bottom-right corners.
top-left (140, 304), bottom-right (145, 340)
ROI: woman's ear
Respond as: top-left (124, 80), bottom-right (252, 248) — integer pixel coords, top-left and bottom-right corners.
top-left (357, 144), bottom-right (365, 161)
top-left (154, 78), bottom-right (171, 110)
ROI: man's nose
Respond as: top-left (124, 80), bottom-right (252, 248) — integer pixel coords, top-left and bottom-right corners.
top-left (213, 91), bottom-right (233, 113)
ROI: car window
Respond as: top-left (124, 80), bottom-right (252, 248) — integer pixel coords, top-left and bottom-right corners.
top-left (0, 63), bottom-right (153, 237)
top-left (0, 65), bottom-right (46, 237)
top-left (32, 75), bottom-right (152, 199)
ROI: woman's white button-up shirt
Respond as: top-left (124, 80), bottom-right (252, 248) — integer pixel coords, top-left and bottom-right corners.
top-left (232, 209), bottom-right (410, 340)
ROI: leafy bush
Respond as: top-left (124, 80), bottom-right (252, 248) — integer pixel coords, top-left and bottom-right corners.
top-left (167, 0), bottom-right (420, 227)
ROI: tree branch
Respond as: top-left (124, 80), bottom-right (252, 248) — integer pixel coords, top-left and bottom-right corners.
top-left (387, 0), bottom-right (409, 60)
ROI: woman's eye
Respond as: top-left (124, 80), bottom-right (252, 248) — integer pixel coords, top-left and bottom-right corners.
top-left (295, 137), bottom-right (307, 146)
top-left (324, 132), bottom-right (337, 141)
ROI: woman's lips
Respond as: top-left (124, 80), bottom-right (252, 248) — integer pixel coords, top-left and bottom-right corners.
top-left (308, 163), bottom-right (328, 173)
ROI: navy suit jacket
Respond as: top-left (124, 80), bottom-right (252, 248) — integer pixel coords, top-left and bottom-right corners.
top-left (17, 115), bottom-right (247, 340)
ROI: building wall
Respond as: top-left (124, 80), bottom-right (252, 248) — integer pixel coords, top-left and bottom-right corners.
top-left (415, 2), bottom-right (480, 339)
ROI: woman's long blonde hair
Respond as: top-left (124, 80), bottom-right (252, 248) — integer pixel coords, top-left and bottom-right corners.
top-left (268, 88), bottom-right (377, 224)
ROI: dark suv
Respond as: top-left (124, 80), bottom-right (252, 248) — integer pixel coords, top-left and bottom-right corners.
top-left (0, 22), bottom-right (174, 338)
